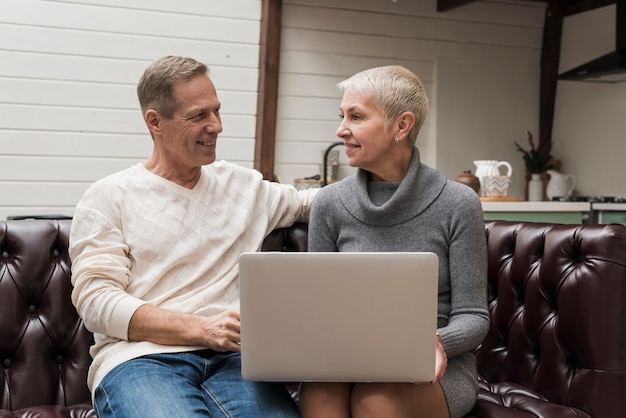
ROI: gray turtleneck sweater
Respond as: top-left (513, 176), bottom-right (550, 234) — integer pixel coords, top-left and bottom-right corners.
top-left (308, 148), bottom-right (489, 418)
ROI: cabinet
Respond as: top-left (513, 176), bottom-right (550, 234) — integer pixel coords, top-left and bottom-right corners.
top-left (592, 203), bottom-right (626, 226)
top-left (481, 202), bottom-right (591, 224)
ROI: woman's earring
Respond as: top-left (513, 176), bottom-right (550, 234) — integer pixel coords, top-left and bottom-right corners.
top-left (394, 137), bottom-right (400, 145)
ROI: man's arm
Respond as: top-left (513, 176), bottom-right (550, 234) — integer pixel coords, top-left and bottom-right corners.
top-left (128, 304), bottom-right (242, 352)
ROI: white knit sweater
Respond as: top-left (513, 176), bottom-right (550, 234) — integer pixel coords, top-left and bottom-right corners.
top-left (69, 161), bottom-right (316, 393)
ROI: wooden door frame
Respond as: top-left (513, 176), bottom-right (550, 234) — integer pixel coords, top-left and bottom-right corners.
top-left (254, 0), bottom-right (282, 180)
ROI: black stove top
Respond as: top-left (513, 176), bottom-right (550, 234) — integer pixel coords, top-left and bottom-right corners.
top-left (572, 196), bottom-right (626, 203)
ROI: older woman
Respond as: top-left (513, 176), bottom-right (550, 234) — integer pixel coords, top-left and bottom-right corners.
top-left (298, 66), bottom-right (489, 418)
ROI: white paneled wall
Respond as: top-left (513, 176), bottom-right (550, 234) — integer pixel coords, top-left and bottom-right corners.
top-left (275, 0), bottom-right (545, 197)
top-left (0, 0), bottom-right (261, 219)
top-left (1, 0), bottom-right (549, 219)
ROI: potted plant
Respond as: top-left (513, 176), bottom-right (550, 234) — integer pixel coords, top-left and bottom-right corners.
top-left (514, 131), bottom-right (554, 201)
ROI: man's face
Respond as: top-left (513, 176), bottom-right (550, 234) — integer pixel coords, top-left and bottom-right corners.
top-left (157, 74), bottom-right (223, 169)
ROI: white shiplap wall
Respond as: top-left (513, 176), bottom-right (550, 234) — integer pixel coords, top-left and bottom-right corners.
top-left (0, 0), bottom-right (262, 219)
top-left (2, 0), bottom-right (548, 219)
top-left (275, 0), bottom-right (546, 198)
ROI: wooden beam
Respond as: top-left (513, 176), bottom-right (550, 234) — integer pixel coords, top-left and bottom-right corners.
top-left (437, 0), bottom-right (478, 12)
top-left (437, 0), bottom-right (614, 14)
top-left (564, 0), bottom-right (615, 16)
top-left (254, 0), bottom-right (282, 181)
top-left (539, 1), bottom-right (565, 151)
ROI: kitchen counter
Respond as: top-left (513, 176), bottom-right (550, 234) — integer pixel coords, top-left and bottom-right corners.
top-left (481, 201), bottom-right (591, 212)
top-left (592, 203), bottom-right (626, 211)
top-left (591, 203), bottom-right (626, 226)
top-left (481, 201), bottom-right (591, 224)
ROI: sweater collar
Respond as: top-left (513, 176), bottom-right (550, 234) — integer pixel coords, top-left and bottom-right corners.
top-left (337, 147), bottom-right (446, 226)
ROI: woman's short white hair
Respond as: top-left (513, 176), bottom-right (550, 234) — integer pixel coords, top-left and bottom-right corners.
top-left (337, 65), bottom-right (428, 145)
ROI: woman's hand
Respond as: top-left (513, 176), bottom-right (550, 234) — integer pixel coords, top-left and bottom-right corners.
top-left (431, 332), bottom-right (447, 383)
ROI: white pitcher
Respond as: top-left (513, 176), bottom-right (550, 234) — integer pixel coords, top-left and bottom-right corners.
top-left (473, 160), bottom-right (513, 196)
top-left (546, 170), bottom-right (576, 200)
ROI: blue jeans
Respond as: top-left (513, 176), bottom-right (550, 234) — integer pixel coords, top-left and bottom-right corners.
top-left (94, 349), bottom-right (300, 418)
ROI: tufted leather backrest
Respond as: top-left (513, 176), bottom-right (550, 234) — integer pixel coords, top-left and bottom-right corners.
top-left (262, 222), bottom-right (309, 252)
top-left (0, 220), bottom-right (93, 411)
top-left (477, 221), bottom-right (626, 418)
top-left (0, 220), bottom-right (309, 413)
top-left (3, 219), bottom-right (626, 417)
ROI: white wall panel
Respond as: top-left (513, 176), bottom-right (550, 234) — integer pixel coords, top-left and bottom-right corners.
top-left (3, 0), bottom-right (260, 44)
top-left (0, 104), bottom-right (144, 132)
top-left (56, 0), bottom-right (262, 20)
top-left (283, 5), bottom-right (541, 48)
top-left (0, 184), bottom-right (84, 221)
top-left (0, 51), bottom-right (258, 90)
top-left (275, 0), bottom-right (545, 189)
top-left (7, 0), bottom-right (600, 215)
top-left (280, 28), bottom-right (439, 59)
top-left (0, 0), bottom-right (261, 219)
top-left (0, 79), bottom-right (136, 109)
top-left (0, 131), bottom-right (151, 158)
top-left (0, 156), bottom-right (140, 182)
top-left (0, 25), bottom-right (260, 69)
top-left (275, 119), bottom-right (339, 143)
top-left (286, 0), bottom-right (544, 23)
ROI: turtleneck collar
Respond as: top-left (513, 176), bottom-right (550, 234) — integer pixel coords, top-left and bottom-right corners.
top-left (337, 147), bottom-right (447, 227)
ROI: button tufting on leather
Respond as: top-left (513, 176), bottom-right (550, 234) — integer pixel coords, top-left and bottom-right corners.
top-left (2, 359), bottom-right (11, 368)
top-left (1, 250), bottom-right (9, 259)
top-left (53, 249), bottom-right (61, 258)
top-left (56, 354), bottom-right (65, 364)
top-left (28, 304), bottom-right (37, 313)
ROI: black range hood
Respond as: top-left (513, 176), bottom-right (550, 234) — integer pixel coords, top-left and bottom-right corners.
top-left (559, 0), bottom-right (626, 83)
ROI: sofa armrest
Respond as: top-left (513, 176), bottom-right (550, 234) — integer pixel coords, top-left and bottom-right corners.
top-left (474, 221), bottom-right (626, 418)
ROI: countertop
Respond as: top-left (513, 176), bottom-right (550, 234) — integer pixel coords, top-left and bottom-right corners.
top-left (481, 201), bottom-right (591, 212)
top-left (592, 203), bottom-right (626, 211)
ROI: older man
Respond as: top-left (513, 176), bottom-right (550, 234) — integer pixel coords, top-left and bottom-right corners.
top-left (69, 56), bottom-right (314, 417)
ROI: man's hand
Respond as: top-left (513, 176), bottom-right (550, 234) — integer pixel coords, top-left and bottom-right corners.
top-left (200, 309), bottom-right (241, 352)
top-left (128, 304), bottom-right (241, 352)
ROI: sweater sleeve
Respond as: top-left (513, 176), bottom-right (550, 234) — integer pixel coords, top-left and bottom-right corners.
top-left (224, 163), bottom-right (318, 232)
top-left (307, 185), bottom-right (339, 252)
top-left (438, 186), bottom-right (490, 358)
top-left (69, 181), bottom-right (148, 340)
top-left (266, 181), bottom-right (318, 229)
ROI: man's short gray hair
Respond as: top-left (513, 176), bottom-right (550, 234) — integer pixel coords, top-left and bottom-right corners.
top-left (137, 56), bottom-right (208, 119)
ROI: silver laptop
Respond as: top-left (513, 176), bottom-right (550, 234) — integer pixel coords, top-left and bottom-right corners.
top-left (239, 251), bottom-right (439, 382)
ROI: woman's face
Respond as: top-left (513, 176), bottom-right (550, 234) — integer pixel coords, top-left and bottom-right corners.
top-left (336, 89), bottom-right (395, 174)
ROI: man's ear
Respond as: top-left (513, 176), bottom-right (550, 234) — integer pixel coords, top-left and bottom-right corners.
top-left (145, 109), bottom-right (161, 136)
top-left (397, 111), bottom-right (416, 137)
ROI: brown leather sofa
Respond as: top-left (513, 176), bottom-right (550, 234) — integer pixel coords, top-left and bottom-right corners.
top-left (1, 219), bottom-right (625, 417)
